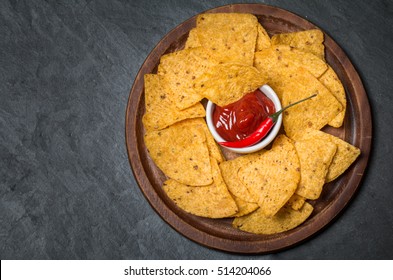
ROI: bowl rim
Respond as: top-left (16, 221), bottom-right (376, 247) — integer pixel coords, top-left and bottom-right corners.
top-left (206, 84), bottom-right (282, 154)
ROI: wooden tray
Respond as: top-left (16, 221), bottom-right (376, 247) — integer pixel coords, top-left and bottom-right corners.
top-left (125, 4), bottom-right (372, 254)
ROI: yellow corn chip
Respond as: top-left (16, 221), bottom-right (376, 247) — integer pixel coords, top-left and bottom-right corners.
top-left (253, 47), bottom-right (287, 97)
top-left (184, 28), bottom-right (201, 49)
top-left (196, 13), bottom-right (258, 65)
top-left (253, 45), bottom-right (328, 97)
top-left (274, 45), bottom-right (327, 78)
top-left (142, 74), bottom-right (205, 131)
top-left (238, 135), bottom-right (300, 217)
top-left (144, 120), bottom-right (213, 186)
top-left (294, 138), bottom-right (337, 199)
top-left (219, 152), bottom-right (265, 203)
top-left (230, 195), bottom-right (259, 218)
top-left (255, 23), bottom-right (271, 51)
top-left (158, 47), bottom-right (217, 110)
top-left (233, 202), bottom-right (313, 234)
top-left (184, 118), bottom-right (225, 163)
top-left (271, 32), bottom-right (293, 46)
top-left (281, 68), bottom-right (342, 137)
top-left (292, 129), bottom-right (361, 182)
top-left (163, 158), bottom-right (238, 218)
top-left (286, 194), bottom-right (306, 211)
top-left (319, 66), bottom-right (347, 127)
top-left (253, 46), bottom-right (279, 74)
top-left (194, 63), bottom-right (266, 106)
top-left (271, 29), bottom-right (325, 60)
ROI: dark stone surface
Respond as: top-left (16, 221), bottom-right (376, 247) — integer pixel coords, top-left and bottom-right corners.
top-left (0, 0), bottom-right (392, 259)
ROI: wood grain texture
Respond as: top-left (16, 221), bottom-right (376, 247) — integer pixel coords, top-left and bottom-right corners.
top-left (125, 4), bottom-right (372, 253)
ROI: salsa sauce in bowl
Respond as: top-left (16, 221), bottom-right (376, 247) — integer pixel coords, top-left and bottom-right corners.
top-left (213, 89), bottom-right (276, 142)
top-left (206, 84), bottom-right (282, 154)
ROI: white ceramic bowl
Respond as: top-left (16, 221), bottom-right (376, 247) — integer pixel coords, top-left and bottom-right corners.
top-left (206, 84), bottom-right (282, 154)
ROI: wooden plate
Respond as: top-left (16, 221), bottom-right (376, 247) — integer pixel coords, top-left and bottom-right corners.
top-left (125, 4), bottom-right (372, 253)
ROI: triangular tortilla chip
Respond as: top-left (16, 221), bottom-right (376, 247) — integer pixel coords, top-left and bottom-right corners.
top-left (194, 63), bottom-right (266, 106)
top-left (255, 23), bottom-right (271, 51)
top-left (163, 158), bottom-right (238, 218)
top-left (271, 29), bottom-right (325, 60)
top-left (294, 138), bottom-right (337, 199)
top-left (319, 66), bottom-right (347, 127)
top-left (281, 68), bottom-right (342, 137)
top-left (219, 152), bottom-right (265, 203)
top-left (184, 28), bottom-right (201, 49)
top-left (144, 120), bottom-right (212, 186)
top-left (238, 135), bottom-right (300, 217)
top-left (185, 118), bottom-right (225, 163)
top-left (253, 45), bottom-right (328, 98)
top-left (292, 129), bottom-right (360, 182)
top-left (286, 194), bottom-right (306, 211)
top-left (233, 202), bottom-right (313, 234)
top-left (157, 47), bottom-right (217, 110)
top-left (230, 195), bottom-right (259, 218)
top-left (142, 74), bottom-right (205, 131)
top-left (196, 13), bottom-right (258, 65)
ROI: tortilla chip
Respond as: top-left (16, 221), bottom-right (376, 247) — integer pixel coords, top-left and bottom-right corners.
top-left (286, 194), bottom-right (306, 211)
top-left (184, 118), bottom-right (225, 163)
top-left (294, 138), bottom-right (337, 199)
top-left (230, 195), bottom-right (259, 217)
top-left (142, 74), bottom-right (205, 131)
top-left (319, 66), bottom-right (347, 127)
top-left (271, 29), bottom-right (325, 60)
top-left (281, 68), bottom-right (343, 137)
top-left (194, 63), bottom-right (266, 106)
top-left (196, 13), bottom-right (258, 65)
top-left (255, 23), bottom-right (271, 51)
top-left (184, 28), bottom-right (201, 49)
top-left (144, 120), bottom-right (213, 186)
top-left (253, 45), bottom-right (327, 96)
top-left (157, 47), bottom-right (217, 110)
top-left (273, 45), bottom-right (327, 78)
top-left (233, 202), bottom-right (313, 234)
top-left (270, 32), bottom-right (293, 46)
top-left (253, 47), bottom-right (285, 96)
top-left (238, 135), bottom-right (301, 217)
top-left (219, 152), bottom-right (265, 203)
top-left (163, 158), bottom-right (238, 218)
top-left (292, 129), bottom-right (361, 182)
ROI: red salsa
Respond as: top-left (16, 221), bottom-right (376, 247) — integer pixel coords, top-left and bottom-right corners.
top-left (213, 89), bottom-right (276, 142)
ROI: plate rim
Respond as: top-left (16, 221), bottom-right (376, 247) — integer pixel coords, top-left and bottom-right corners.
top-left (125, 3), bottom-right (372, 254)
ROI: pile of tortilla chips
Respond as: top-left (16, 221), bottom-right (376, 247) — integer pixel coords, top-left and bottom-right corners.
top-left (142, 13), bottom-right (361, 235)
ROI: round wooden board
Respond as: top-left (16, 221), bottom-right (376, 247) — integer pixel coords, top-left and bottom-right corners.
top-left (125, 4), bottom-right (372, 253)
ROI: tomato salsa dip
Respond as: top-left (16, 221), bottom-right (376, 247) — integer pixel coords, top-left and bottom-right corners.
top-left (212, 89), bottom-right (276, 142)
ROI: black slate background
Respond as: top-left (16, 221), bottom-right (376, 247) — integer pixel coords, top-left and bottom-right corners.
top-left (1, 0), bottom-right (392, 259)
